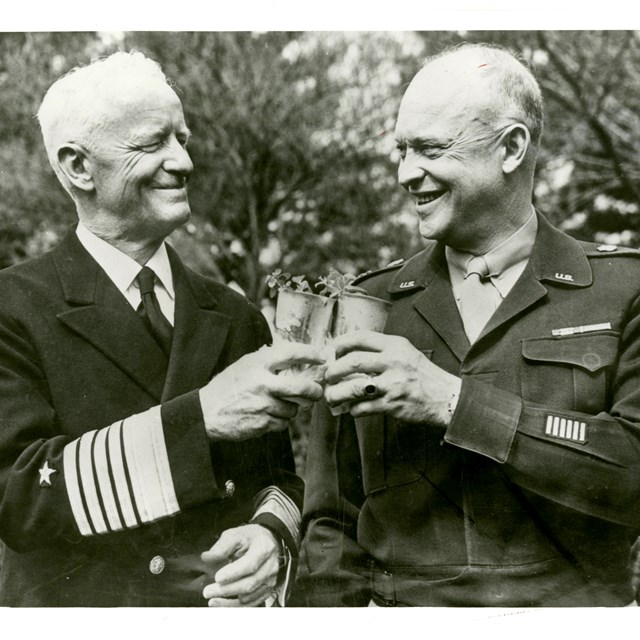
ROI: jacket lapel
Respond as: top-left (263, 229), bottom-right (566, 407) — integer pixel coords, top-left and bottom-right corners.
top-left (53, 231), bottom-right (168, 400)
top-left (161, 248), bottom-right (232, 402)
top-left (385, 213), bottom-right (593, 358)
top-left (389, 245), bottom-right (471, 362)
top-left (477, 213), bottom-right (592, 343)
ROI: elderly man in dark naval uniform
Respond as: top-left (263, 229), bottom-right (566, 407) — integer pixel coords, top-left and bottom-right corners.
top-left (0, 51), bottom-right (324, 607)
top-left (296, 43), bottom-right (640, 606)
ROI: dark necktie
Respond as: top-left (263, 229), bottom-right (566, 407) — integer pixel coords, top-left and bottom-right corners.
top-left (136, 266), bottom-right (173, 356)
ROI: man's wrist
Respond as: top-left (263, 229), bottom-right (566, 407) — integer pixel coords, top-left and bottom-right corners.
top-left (198, 387), bottom-right (220, 440)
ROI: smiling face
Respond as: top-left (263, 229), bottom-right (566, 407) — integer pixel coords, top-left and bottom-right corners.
top-left (395, 60), bottom-right (511, 252)
top-left (86, 79), bottom-right (193, 245)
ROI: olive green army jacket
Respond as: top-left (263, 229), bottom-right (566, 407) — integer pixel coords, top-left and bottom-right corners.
top-left (297, 213), bottom-right (640, 606)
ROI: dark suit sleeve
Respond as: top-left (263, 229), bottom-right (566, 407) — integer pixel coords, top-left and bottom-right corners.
top-left (444, 291), bottom-right (640, 528)
top-left (0, 307), bottom-right (223, 551)
top-left (0, 291), bottom-right (302, 555)
top-left (293, 401), bottom-right (372, 606)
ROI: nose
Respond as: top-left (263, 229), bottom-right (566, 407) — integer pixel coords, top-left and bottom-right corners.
top-left (398, 148), bottom-right (425, 191)
top-left (163, 136), bottom-right (194, 179)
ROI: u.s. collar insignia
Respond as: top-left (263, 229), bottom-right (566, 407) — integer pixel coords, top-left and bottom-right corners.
top-left (39, 461), bottom-right (57, 487)
top-left (554, 273), bottom-right (574, 282)
top-left (545, 415), bottom-right (587, 444)
top-left (399, 280), bottom-right (416, 289)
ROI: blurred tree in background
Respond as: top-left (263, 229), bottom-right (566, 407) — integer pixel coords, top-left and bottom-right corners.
top-left (2, 30), bottom-right (640, 471)
top-left (457, 30), bottom-right (640, 245)
top-left (0, 32), bottom-right (101, 267)
top-left (122, 31), bottom-right (427, 302)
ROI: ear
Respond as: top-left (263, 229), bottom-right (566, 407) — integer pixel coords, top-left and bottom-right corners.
top-left (501, 124), bottom-right (530, 175)
top-left (57, 144), bottom-right (94, 192)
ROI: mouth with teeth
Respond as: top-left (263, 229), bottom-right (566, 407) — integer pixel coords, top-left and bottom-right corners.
top-left (413, 190), bottom-right (447, 206)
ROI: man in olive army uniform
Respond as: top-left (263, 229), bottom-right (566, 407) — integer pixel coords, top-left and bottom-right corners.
top-left (296, 43), bottom-right (640, 607)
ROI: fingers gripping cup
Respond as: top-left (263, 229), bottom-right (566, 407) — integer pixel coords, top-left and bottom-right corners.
top-left (330, 292), bottom-right (391, 415)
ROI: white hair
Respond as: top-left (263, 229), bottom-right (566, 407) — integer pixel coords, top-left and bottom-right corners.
top-left (37, 51), bottom-right (172, 196)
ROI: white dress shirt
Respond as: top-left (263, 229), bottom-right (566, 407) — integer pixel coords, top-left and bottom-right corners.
top-left (75, 222), bottom-right (175, 326)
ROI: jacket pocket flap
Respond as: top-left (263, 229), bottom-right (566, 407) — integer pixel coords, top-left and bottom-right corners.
top-left (522, 332), bottom-right (619, 372)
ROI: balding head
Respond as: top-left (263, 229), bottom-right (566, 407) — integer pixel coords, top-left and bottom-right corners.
top-left (404, 43), bottom-right (543, 150)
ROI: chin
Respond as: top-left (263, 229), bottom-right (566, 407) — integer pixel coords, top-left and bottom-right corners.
top-left (149, 208), bottom-right (191, 240)
top-left (418, 220), bottom-right (445, 242)
top-left (166, 205), bottom-right (192, 225)
top-left (174, 206), bottom-right (192, 224)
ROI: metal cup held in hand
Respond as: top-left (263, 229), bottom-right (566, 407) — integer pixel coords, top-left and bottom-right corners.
top-left (273, 289), bottom-right (335, 406)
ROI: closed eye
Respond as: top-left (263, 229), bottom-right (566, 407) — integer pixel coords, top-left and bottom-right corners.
top-left (416, 144), bottom-right (446, 159)
top-left (395, 142), bottom-right (448, 161)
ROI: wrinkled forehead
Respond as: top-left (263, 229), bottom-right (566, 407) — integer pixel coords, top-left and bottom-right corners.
top-left (95, 77), bottom-right (184, 130)
top-left (103, 75), bottom-right (181, 113)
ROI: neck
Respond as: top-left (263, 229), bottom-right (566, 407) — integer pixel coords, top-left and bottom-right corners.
top-left (454, 188), bottom-right (534, 255)
top-left (79, 218), bottom-right (164, 265)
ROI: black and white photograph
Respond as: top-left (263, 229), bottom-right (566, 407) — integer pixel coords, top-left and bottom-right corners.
top-left (1, 2), bottom-right (639, 637)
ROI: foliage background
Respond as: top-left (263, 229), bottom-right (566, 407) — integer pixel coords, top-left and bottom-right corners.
top-left (2, 30), bottom-right (639, 472)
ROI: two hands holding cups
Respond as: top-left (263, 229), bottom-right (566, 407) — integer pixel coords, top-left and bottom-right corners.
top-left (200, 329), bottom-right (460, 445)
top-left (197, 330), bottom-right (461, 607)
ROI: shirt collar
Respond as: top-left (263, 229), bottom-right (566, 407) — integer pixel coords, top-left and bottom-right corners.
top-left (75, 222), bottom-right (174, 299)
top-left (446, 207), bottom-right (538, 279)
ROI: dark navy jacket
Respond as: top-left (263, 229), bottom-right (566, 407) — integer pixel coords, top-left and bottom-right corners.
top-left (0, 229), bottom-right (302, 606)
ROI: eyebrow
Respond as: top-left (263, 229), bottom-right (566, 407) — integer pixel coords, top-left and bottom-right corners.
top-left (395, 135), bottom-right (452, 148)
top-left (132, 124), bottom-right (191, 142)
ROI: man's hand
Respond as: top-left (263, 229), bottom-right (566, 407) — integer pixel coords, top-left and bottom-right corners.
top-left (201, 524), bottom-right (282, 607)
top-left (200, 343), bottom-right (325, 441)
top-left (324, 330), bottom-right (461, 426)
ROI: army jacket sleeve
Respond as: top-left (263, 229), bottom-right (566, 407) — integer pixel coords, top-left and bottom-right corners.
top-left (443, 258), bottom-right (640, 528)
top-left (0, 237), bottom-right (302, 555)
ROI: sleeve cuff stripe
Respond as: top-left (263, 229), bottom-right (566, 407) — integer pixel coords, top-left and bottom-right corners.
top-left (117, 419), bottom-right (143, 526)
top-left (93, 427), bottom-right (123, 532)
top-left (103, 426), bottom-right (128, 529)
top-left (89, 429), bottom-right (113, 532)
top-left (122, 407), bottom-right (179, 524)
top-left (63, 438), bottom-right (93, 536)
top-left (150, 408), bottom-right (180, 516)
top-left (78, 431), bottom-right (108, 534)
top-left (252, 486), bottom-right (301, 545)
top-left (109, 421), bottom-right (139, 528)
top-left (122, 417), bottom-right (150, 523)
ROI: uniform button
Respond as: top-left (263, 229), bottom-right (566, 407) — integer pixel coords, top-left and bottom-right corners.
top-left (149, 555), bottom-right (165, 575)
top-left (224, 479), bottom-right (235, 498)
